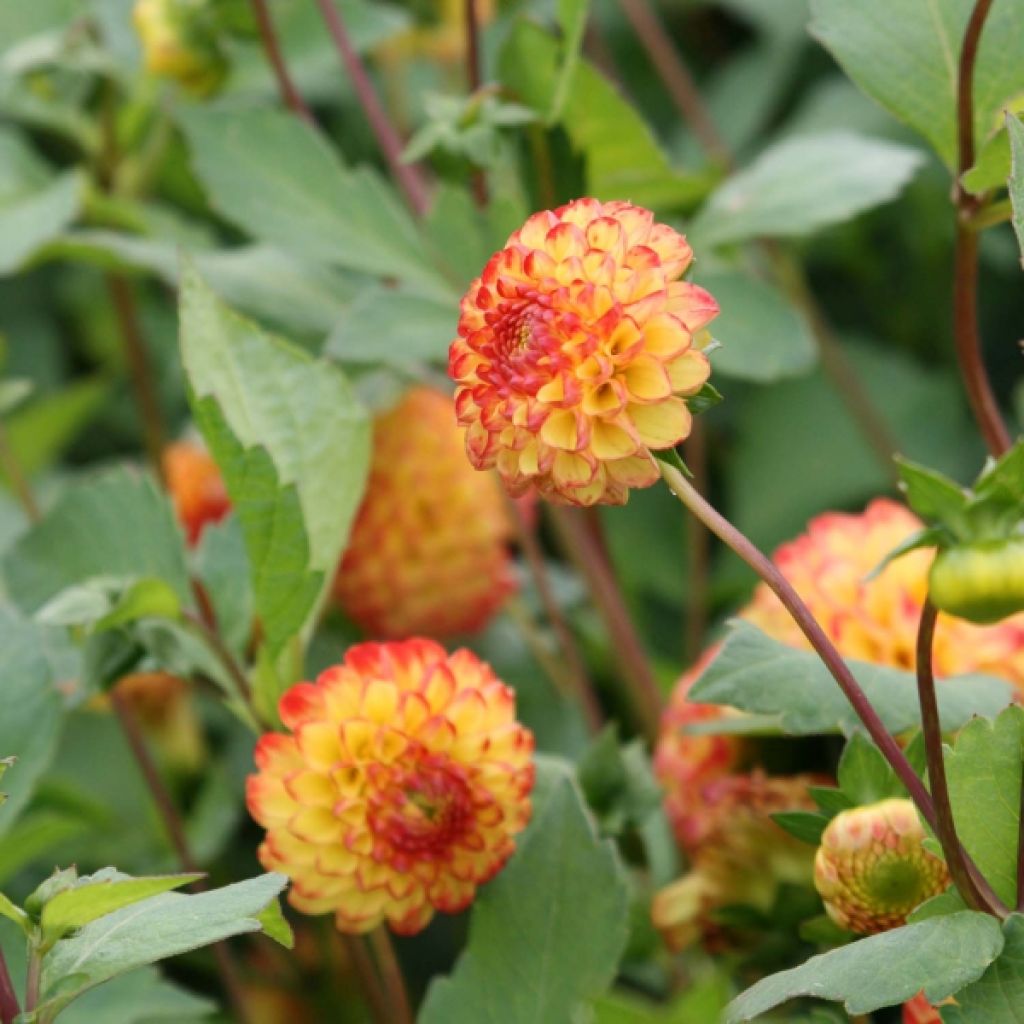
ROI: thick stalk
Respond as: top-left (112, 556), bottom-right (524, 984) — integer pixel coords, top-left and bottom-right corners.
top-left (0, 946), bottom-right (19, 1024)
top-left (23, 946), bottom-right (40, 1015)
top-left (658, 461), bottom-right (936, 822)
top-left (368, 928), bottom-right (413, 1024)
top-left (340, 934), bottom-right (391, 1024)
top-left (548, 506), bottom-right (662, 739)
top-left (953, 0), bottom-right (1010, 456)
top-left (111, 691), bottom-right (255, 1021)
top-left (249, 0), bottom-right (316, 125)
top-left (106, 274), bottom-right (166, 482)
top-left (314, 0), bottom-right (429, 217)
top-left (915, 601), bottom-right (1003, 915)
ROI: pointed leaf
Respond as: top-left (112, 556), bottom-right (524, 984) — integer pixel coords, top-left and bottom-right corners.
top-left (1009, 114), bottom-right (1024, 266)
top-left (837, 733), bottom-right (904, 805)
top-left (419, 774), bottom-right (630, 1024)
top-left (896, 456), bottom-right (971, 531)
top-left (725, 911), bottom-right (1004, 1021)
top-left (942, 915), bottom-right (1024, 1023)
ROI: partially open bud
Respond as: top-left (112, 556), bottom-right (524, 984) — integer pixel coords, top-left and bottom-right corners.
top-left (133, 0), bottom-right (227, 97)
top-left (814, 798), bottom-right (949, 935)
top-left (929, 539), bottom-right (1024, 625)
top-left (163, 440), bottom-right (230, 545)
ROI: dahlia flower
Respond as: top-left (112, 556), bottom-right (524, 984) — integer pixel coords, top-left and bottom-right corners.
top-left (163, 440), bottom-right (230, 545)
top-left (247, 639), bottom-right (534, 935)
top-left (652, 771), bottom-right (819, 952)
top-left (333, 388), bottom-right (517, 638)
top-left (653, 647), bottom-right (745, 854)
top-left (743, 499), bottom-right (1024, 691)
top-left (450, 198), bottom-right (717, 506)
top-left (813, 798), bottom-right (949, 935)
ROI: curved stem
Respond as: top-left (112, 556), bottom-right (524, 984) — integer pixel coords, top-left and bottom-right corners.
top-left (683, 424), bottom-right (709, 660)
top-left (181, 608), bottom-right (255, 715)
top-left (314, 0), bottom-right (429, 217)
top-left (659, 461), bottom-right (934, 821)
top-left (249, 0), bottom-right (316, 126)
top-left (915, 601), bottom-right (1005, 915)
top-left (368, 928), bottom-right (413, 1024)
top-left (953, 0), bottom-right (1010, 456)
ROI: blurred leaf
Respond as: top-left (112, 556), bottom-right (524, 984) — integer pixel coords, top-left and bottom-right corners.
top-left (691, 133), bottom-right (924, 246)
top-left (51, 233), bottom-right (357, 336)
top-left (836, 732), bottom-right (904, 805)
top-left (0, 377), bottom-right (33, 413)
top-left (810, 0), bottom-right (1024, 169)
top-left (578, 726), bottom-right (661, 835)
top-left (0, 610), bottom-right (64, 837)
top-left (0, 127), bottom-right (82, 275)
top-left (56, 966), bottom-right (215, 1024)
top-left (420, 773), bottom-right (630, 1024)
top-left (179, 107), bottom-right (452, 298)
top-left (4, 376), bottom-right (110, 477)
top-left (37, 873), bottom-right (289, 1019)
top-left (326, 286), bottom-right (458, 367)
top-left (944, 705), bottom-right (1024, 908)
top-left (689, 621), bottom-right (1014, 736)
top-left (699, 269), bottom-right (816, 381)
top-left (771, 811), bottom-right (830, 845)
top-left (3, 467), bottom-right (191, 613)
top-left (501, 21), bottom-right (713, 210)
top-left (193, 516), bottom-right (253, 658)
top-left (37, 577), bottom-right (181, 633)
top-left (725, 911), bottom-right (1003, 1021)
top-left (179, 264), bottom-right (370, 716)
top-left (942, 914), bottom-right (1024, 1024)
top-left (550, 0), bottom-right (588, 122)
top-left (41, 869), bottom-right (201, 947)
top-left (0, 811), bottom-right (95, 887)
top-left (1009, 114), bottom-right (1024, 265)
top-left (592, 974), bottom-right (730, 1022)
top-left (963, 129), bottom-right (1011, 194)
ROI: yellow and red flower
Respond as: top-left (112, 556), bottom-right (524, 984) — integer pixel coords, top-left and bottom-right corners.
top-left (742, 499), bottom-right (1024, 692)
top-left (163, 440), bottom-right (230, 545)
top-left (332, 388), bottom-right (518, 638)
top-left (450, 198), bottom-right (717, 506)
top-left (653, 647), bottom-right (746, 854)
top-left (652, 771), bottom-right (820, 952)
top-left (247, 639), bottom-right (535, 935)
top-left (813, 798), bottom-right (949, 935)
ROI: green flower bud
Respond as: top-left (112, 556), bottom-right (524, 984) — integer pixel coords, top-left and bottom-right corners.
top-left (929, 538), bottom-right (1024, 625)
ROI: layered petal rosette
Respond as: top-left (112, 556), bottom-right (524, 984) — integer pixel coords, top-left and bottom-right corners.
top-left (813, 798), bottom-right (949, 935)
top-left (450, 198), bottom-right (717, 505)
top-left (247, 639), bottom-right (535, 935)
top-left (743, 499), bottom-right (1024, 692)
top-left (333, 387), bottom-right (517, 638)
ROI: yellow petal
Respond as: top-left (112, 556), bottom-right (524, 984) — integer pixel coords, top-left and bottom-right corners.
top-left (590, 419), bottom-right (638, 460)
top-left (665, 350), bottom-right (710, 393)
top-left (540, 409), bottom-right (581, 451)
top-left (628, 399), bottom-right (691, 449)
top-left (622, 356), bottom-right (672, 401)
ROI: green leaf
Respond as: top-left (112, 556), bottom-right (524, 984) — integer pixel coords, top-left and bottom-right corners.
top-left (0, 891), bottom-right (27, 931)
top-left (944, 705), bottom-right (1024, 908)
top-left (36, 577), bottom-right (181, 633)
top-left (1009, 114), bottom-right (1024, 266)
top-left (37, 873), bottom-right (289, 1018)
top-left (193, 517), bottom-right (253, 658)
top-left (500, 21), bottom-right (713, 210)
top-left (0, 611), bottom-right (63, 837)
top-left (810, 0), bottom-right (1024, 169)
top-left (837, 732), bottom-right (904, 805)
top-left (255, 899), bottom-right (294, 949)
top-left (896, 456), bottom-right (970, 532)
top-left (419, 774), bottom-right (630, 1024)
top-left (698, 269), bottom-right (817, 381)
top-left (179, 107), bottom-right (451, 298)
top-left (771, 811), bottom-right (830, 845)
top-left (549, 0), bottom-right (588, 122)
top-left (0, 127), bottom-right (82, 275)
top-left (688, 621), bottom-right (1014, 736)
top-left (691, 133), bottom-right (924, 246)
top-left (962, 129), bottom-right (1012, 194)
top-left (41, 871), bottom-right (201, 947)
top-left (578, 726), bottom-right (662, 835)
top-left (179, 264), bottom-right (370, 714)
top-left (725, 911), bottom-right (1004, 1021)
top-left (325, 286), bottom-right (458, 367)
top-left (3, 467), bottom-right (192, 613)
top-left (56, 966), bottom-right (215, 1024)
top-left (975, 439), bottom-right (1024, 506)
top-left (942, 914), bottom-right (1024, 1023)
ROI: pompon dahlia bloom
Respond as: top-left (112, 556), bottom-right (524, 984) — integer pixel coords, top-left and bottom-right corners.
top-left (247, 639), bottom-right (535, 935)
top-left (653, 647), bottom-right (746, 854)
top-left (652, 771), bottom-right (820, 952)
top-left (163, 440), bottom-right (230, 545)
top-left (332, 388), bottom-right (517, 638)
top-left (813, 798), bottom-right (949, 935)
top-left (743, 499), bottom-right (1024, 692)
top-left (449, 198), bottom-right (718, 506)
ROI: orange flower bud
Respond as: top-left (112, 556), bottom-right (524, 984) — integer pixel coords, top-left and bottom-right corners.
top-left (813, 798), bottom-right (950, 935)
top-left (450, 199), bottom-right (717, 506)
top-left (333, 388), bottom-right (518, 638)
top-left (903, 992), bottom-right (944, 1024)
top-left (247, 639), bottom-right (535, 935)
top-left (163, 441), bottom-right (230, 545)
top-left (742, 499), bottom-right (1024, 694)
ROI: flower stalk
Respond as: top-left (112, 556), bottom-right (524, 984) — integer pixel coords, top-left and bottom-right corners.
top-left (248, 0), bottom-right (316, 125)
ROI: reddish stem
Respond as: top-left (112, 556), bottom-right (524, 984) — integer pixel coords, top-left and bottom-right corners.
top-left (0, 947), bottom-right (19, 1024)
top-left (314, 0), bottom-right (430, 217)
top-left (248, 0), bottom-right (316, 126)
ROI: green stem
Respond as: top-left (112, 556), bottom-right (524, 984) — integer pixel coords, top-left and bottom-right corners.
top-left (23, 943), bottom-right (41, 1015)
top-left (915, 600), bottom-right (1006, 916)
top-left (368, 928), bottom-right (413, 1024)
